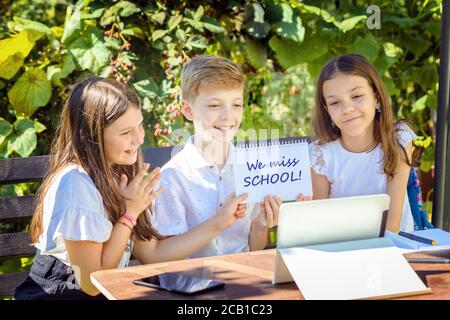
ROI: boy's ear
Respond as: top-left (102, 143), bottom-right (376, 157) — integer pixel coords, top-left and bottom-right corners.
top-left (181, 100), bottom-right (194, 121)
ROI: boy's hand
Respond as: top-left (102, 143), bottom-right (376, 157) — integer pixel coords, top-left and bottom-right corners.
top-left (119, 163), bottom-right (163, 219)
top-left (214, 193), bottom-right (248, 229)
top-left (255, 195), bottom-right (282, 229)
top-left (296, 193), bottom-right (312, 201)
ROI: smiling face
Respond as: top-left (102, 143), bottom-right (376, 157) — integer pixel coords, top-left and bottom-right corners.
top-left (322, 73), bottom-right (378, 140)
top-left (181, 84), bottom-right (244, 145)
top-left (103, 106), bottom-right (145, 166)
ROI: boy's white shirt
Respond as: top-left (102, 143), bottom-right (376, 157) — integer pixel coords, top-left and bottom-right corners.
top-left (151, 136), bottom-right (259, 258)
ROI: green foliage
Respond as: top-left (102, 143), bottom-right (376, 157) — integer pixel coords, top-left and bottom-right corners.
top-left (0, 0), bottom-right (440, 160)
top-left (0, 0), bottom-right (443, 298)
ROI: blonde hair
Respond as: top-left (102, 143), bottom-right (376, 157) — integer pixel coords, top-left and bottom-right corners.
top-left (181, 55), bottom-right (244, 101)
top-left (30, 77), bottom-right (162, 243)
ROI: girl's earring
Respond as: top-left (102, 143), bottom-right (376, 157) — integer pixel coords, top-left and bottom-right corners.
top-left (376, 104), bottom-right (381, 113)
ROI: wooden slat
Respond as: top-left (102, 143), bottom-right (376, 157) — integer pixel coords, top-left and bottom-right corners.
top-left (0, 156), bottom-right (49, 184)
top-left (0, 272), bottom-right (29, 297)
top-left (0, 195), bottom-right (35, 220)
top-left (0, 232), bottom-right (36, 258)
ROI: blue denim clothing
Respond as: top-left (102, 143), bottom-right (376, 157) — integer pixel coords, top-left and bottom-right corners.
top-left (407, 167), bottom-right (434, 231)
top-left (14, 251), bottom-right (105, 300)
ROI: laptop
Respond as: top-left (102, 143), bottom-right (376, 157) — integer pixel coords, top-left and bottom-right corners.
top-left (272, 194), bottom-right (390, 284)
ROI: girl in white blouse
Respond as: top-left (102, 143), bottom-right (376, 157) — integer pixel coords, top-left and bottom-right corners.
top-left (309, 54), bottom-right (417, 233)
top-left (14, 77), bottom-right (247, 300)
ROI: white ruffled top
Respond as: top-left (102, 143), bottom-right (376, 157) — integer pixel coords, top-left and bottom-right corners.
top-left (35, 164), bottom-right (132, 267)
top-left (308, 122), bottom-right (417, 232)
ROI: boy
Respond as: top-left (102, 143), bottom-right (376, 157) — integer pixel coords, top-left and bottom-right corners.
top-left (152, 55), bottom-right (282, 258)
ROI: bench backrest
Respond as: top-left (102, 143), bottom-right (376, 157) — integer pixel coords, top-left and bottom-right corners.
top-left (0, 147), bottom-right (173, 297)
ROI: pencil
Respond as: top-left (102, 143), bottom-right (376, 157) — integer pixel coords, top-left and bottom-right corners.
top-left (399, 231), bottom-right (438, 245)
top-left (406, 258), bottom-right (450, 264)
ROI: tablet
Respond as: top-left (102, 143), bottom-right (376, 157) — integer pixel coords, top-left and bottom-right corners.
top-left (273, 194), bottom-right (390, 284)
top-left (133, 272), bottom-right (225, 295)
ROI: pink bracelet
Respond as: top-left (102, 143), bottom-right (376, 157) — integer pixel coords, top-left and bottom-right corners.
top-left (122, 212), bottom-right (137, 227)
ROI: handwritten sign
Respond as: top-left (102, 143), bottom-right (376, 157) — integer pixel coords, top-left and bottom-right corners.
top-left (233, 139), bottom-right (312, 203)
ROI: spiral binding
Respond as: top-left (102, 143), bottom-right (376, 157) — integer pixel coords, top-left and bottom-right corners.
top-left (234, 137), bottom-right (309, 150)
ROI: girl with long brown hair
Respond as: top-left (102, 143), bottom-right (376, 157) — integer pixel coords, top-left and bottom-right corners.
top-left (14, 77), bottom-right (247, 299)
top-left (310, 54), bottom-right (416, 233)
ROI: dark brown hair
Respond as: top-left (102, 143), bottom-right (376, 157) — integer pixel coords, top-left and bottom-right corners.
top-left (30, 77), bottom-right (162, 243)
top-left (313, 54), bottom-right (411, 178)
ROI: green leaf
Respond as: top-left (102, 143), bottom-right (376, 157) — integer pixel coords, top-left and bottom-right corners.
top-left (68, 27), bottom-right (111, 73)
top-left (8, 68), bottom-right (52, 117)
top-left (271, 4), bottom-right (305, 42)
top-left (245, 38), bottom-right (266, 69)
top-left (0, 79), bottom-right (4, 90)
top-left (334, 15), bottom-right (366, 32)
top-left (202, 17), bottom-right (225, 33)
top-left (167, 56), bottom-right (182, 66)
top-left (7, 119), bottom-right (37, 157)
top-left (47, 54), bottom-right (76, 86)
top-left (414, 63), bottom-right (439, 91)
top-left (80, 8), bottom-right (104, 20)
top-left (245, 4), bottom-right (270, 39)
top-left (269, 36), bottom-right (302, 69)
top-left (118, 1), bottom-right (141, 17)
top-left (0, 118), bottom-right (13, 145)
top-left (122, 26), bottom-right (145, 39)
top-left (0, 52), bottom-right (25, 80)
top-left (412, 95), bottom-right (428, 113)
top-left (9, 17), bottom-right (52, 39)
top-left (186, 35), bottom-right (208, 49)
top-left (133, 78), bottom-right (159, 99)
top-left (383, 42), bottom-right (403, 58)
top-left (61, 4), bottom-right (82, 45)
top-left (193, 6), bottom-right (204, 21)
top-left (168, 15), bottom-right (183, 31)
top-left (382, 75), bottom-right (399, 96)
top-left (399, 34), bottom-right (430, 57)
top-left (175, 29), bottom-right (186, 42)
top-left (383, 15), bottom-right (418, 28)
top-left (350, 34), bottom-right (379, 62)
top-left (299, 4), bottom-right (322, 16)
top-left (374, 53), bottom-right (396, 75)
top-left (34, 120), bottom-right (46, 133)
top-left (269, 32), bottom-right (329, 69)
top-left (149, 12), bottom-right (166, 25)
top-left (0, 30), bottom-right (35, 79)
top-left (151, 29), bottom-right (168, 42)
top-left (184, 17), bottom-right (204, 32)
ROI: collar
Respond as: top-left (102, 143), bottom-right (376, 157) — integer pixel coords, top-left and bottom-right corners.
top-left (182, 136), bottom-right (235, 170)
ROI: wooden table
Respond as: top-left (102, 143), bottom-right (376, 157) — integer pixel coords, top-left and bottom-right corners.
top-left (90, 249), bottom-right (450, 300)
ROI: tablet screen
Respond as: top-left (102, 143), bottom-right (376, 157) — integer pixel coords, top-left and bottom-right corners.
top-left (134, 272), bottom-right (225, 295)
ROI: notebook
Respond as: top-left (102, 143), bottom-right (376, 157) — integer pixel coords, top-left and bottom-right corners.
top-left (385, 229), bottom-right (450, 253)
top-left (233, 137), bottom-right (312, 203)
top-left (280, 246), bottom-right (431, 300)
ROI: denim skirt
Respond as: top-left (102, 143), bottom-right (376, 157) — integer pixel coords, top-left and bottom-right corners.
top-left (14, 251), bottom-right (105, 300)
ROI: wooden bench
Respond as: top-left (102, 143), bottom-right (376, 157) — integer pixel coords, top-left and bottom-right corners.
top-left (0, 146), bottom-right (174, 297)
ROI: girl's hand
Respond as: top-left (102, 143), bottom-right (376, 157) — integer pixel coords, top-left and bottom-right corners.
top-left (296, 193), bottom-right (313, 201)
top-left (255, 195), bottom-right (282, 229)
top-left (119, 163), bottom-right (163, 219)
top-left (214, 193), bottom-right (248, 229)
